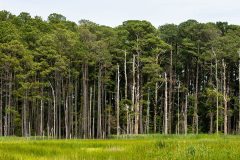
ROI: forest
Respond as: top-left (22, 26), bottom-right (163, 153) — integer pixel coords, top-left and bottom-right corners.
top-left (0, 10), bottom-right (240, 139)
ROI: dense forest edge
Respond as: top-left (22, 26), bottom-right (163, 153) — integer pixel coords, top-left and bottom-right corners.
top-left (0, 10), bottom-right (240, 139)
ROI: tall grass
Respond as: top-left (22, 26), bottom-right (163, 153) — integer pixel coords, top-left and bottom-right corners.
top-left (0, 134), bottom-right (239, 159)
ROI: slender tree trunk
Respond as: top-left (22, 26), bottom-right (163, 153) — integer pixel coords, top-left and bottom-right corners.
top-left (82, 63), bottom-right (88, 138)
top-left (124, 51), bottom-right (129, 134)
top-left (210, 112), bottom-right (213, 134)
top-left (116, 64), bottom-right (120, 136)
top-left (97, 65), bottom-right (102, 138)
top-left (154, 81), bottom-right (158, 133)
top-left (8, 72), bottom-right (12, 135)
top-left (135, 53), bottom-right (140, 134)
top-left (139, 75), bottom-right (143, 134)
top-left (177, 77), bottom-right (180, 135)
top-left (216, 60), bottom-right (219, 134)
top-left (212, 48), bottom-right (219, 134)
top-left (58, 79), bottom-right (62, 138)
top-left (49, 82), bottom-right (56, 138)
top-left (74, 81), bottom-right (78, 138)
top-left (92, 81), bottom-right (96, 138)
top-left (131, 54), bottom-right (136, 134)
top-left (154, 55), bottom-right (159, 133)
top-left (184, 93), bottom-right (188, 135)
top-left (168, 48), bottom-right (173, 134)
top-left (193, 61), bottom-right (199, 134)
top-left (23, 91), bottom-right (27, 137)
top-left (40, 87), bottom-right (44, 137)
top-left (28, 121), bottom-right (31, 137)
top-left (65, 93), bottom-right (69, 139)
top-left (89, 87), bottom-right (92, 138)
top-left (164, 72), bottom-right (168, 135)
top-left (108, 93), bottom-right (111, 136)
top-left (147, 88), bottom-right (150, 134)
top-left (223, 59), bottom-right (227, 135)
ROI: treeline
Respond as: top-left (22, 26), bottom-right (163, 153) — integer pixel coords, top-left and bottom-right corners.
top-left (0, 10), bottom-right (240, 139)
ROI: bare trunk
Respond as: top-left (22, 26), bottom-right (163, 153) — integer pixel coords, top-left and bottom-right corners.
top-left (97, 65), bottom-right (102, 138)
top-left (40, 88), bottom-right (43, 137)
top-left (74, 81), bottom-right (78, 138)
top-left (82, 64), bottom-right (88, 138)
top-left (154, 55), bottom-right (159, 133)
top-left (116, 64), bottom-right (120, 136)
top-left (223, 59), bottom-right (227, 135)
top-left (168, 49), bottom-right (173, 133)
top-left (108, 93), bottom-right (111, 135)
top-left (89, 87), bottom-right (92, 138)
top-left (193, 61), bottom-right (199, 134)
top-left (82, 63), bottom-right (88, 138)
top-left (146, 88), bottom-right (150, 134)
top-left (65, 93), bottom-right (69, 139)
top-left (131, 54), bottom-right (136, 134)
top-left (177, 77), bottom-right (180, 135)
top-left (7, 72), bottom-right (12, 135)
top-left (23, 91), bottom-right (27, 137)
top-left (135, 53), bottom-right (140, 134)
top-left (164, 72), bottom-right (168, 135)
top-left (124, 50), bottom-right (129, 134)
top-left (209, 112), bottom-right (213, 134)
top-left (49, 82), bottom-right (56, 138)
top-left (212, 48), bottom-right (219, 134)
top-left (154, 82), bottom-right (158, 133)
top-left (92, 82), bottom-right (96, 138)
top-left (184, 93), bottom-right (188, 135)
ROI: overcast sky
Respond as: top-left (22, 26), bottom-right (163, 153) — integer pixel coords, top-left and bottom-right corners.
top-left (0, 0), bottom-right (239, 27)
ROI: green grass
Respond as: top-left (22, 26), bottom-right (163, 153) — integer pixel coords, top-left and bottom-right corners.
top-left (0, 134), bottom-right (240, 160)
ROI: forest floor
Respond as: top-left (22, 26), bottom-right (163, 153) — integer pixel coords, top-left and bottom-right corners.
top-left (0, 134), bottom-right (240, 160)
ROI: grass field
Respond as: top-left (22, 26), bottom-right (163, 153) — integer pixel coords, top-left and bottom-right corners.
top-left (0, 134), bottom-right (240, 160)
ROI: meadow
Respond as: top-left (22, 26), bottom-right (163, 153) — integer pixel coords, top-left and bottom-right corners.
top-left (0, 134), bottom-right (240, 160)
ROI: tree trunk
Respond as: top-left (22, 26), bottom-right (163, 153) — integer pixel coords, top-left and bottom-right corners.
top-left (108, 93), bottom-right (111, 136)
top-left (49, 82), bottom-right (56, 138)
top-left (131, 54), bottom-right (136, 134)
top-left (116, 64), bottom-right (120, 136)
top-left (89, 87), bottom-right (92, 138)
top-left (154, 55), bottom-right (159, 133)
top-left (135, 53), bottom-right (140, 134)
top-left (124, 50), bottom-right (129, 134)
top-left (23, 91), bottom-right (28, 137)
top-left (65, 93), bottom-right (69, 139)
top-left (193, 61), bottom-right (199, 134)
top-left (209, 112), bottom-right (213, 134)
top-left (164, 72), bottom-right (168, 135)
top-left (97, 65), bottom-right (102, 138)
top-left (168, 48), bottom-right (173, 134)
top-left (82, 63), bottom-right (88, 138)
top-left (184, 93), bottom-right (188, 135)
top-left (212, 48), bottom-right (219, 134)
top-left (40, 87), bottom-right (44, 137)
top-left (74, 81), bottom-right (78, 138)
top-left (223, 59), bottom-right (227, 135)
top-left (177, 77), bottom-right (180, 135)
top-left (146, 88), bottom-right (150, 134)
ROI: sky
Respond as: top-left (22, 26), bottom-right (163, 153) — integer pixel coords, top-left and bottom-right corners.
top-left (0, 0), bottom-right (239, 27)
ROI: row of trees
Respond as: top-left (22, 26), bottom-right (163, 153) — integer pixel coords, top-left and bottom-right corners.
top-left (0, 11), bottom-right (240, 138)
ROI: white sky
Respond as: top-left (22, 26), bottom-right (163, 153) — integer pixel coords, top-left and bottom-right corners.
top-left (0, 0), bottom-right (239, 27)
